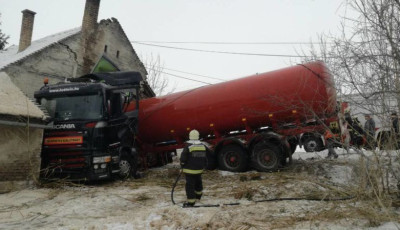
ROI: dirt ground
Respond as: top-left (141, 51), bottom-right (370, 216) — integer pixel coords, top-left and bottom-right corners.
top-left (1, 149), bottom-right (400, 230)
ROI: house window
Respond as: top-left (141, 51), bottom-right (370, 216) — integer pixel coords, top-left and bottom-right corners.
top-left (104, 45), bottom-right (108, 53)
top-left (116, 50), bottom-right (120, 58)
top-left (92, 55), bottom-right (120, 73)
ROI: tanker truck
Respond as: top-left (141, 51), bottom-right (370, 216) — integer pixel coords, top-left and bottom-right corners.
top-left (136, 61), bottom-right (339, 172)
top-left (34, 61), bottom-right (339, 181)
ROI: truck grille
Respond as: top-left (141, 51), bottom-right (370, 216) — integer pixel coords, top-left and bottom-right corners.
top-left (42, 130), bottom-right (89, 170)
top-left (47, 151), bottom-right (88, 169)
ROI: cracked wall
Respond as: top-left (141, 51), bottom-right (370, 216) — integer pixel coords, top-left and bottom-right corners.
top-left (4, 34), bottom-right (82, 98)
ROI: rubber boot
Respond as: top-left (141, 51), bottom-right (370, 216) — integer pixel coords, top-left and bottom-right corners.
top-left (195, 193), bottom-right (202, 201)
top-left (183, 201), bottom-right (195, 207)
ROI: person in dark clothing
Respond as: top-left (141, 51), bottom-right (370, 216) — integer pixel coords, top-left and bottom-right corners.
top-left (364, 114), bottom-right (376, 149)
top-left (391, 112), bottom-right (399, 135)
top-left (180, 129), bottom-right (210, 207)
top-left (345, 112), bottom-right (353, 128)
top-left (351, 117), bottom-right (365, 147)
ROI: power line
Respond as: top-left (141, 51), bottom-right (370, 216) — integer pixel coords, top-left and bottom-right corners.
top-left (132, 41), bottom-right (332, 45)
top-left (132, 42), bottom-right (312, 58)
top-left (158, 70), bottom-right (214, 85)
top-left (163, 66), bottom-right (225, 82)
top-left (144, 64), bottom-right (225, 82)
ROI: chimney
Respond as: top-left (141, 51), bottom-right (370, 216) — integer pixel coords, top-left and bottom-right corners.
top-left (18, 9), bottom-right (36, 52)
top-left (81, 0), bottom-right (100, 36)
top-left (81, 0), bottom-right (101, 74)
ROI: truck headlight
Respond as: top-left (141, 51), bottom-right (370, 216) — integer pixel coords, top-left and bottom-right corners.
top-left (95, 121), bottom-right (108, 128)
top-left (93, 156), bottom-right (111, 164)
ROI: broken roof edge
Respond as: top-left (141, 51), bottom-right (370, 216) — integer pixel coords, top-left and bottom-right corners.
top-left (0, 72), bottom-right (46, 120)
top-left (0, 27), bottom-right (81, 71)
top-left (101, 18), bottom-right (148, 76)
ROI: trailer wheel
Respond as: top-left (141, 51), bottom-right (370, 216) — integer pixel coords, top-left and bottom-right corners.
top-left (251, 142), bottom-right (280, 172)
top-left (218, 145), bottom-right (248, 172)
top-left (303, 136), bottom-right (323, 152)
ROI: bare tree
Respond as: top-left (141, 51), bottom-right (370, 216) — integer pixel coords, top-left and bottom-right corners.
top-left (302, 0), bottom-right (400, 131)
top-left (300, 0), bottom-right (400, 205)
top-left (295, 1), bottom-right (400, 212)
top-left (0, 13), bottom-right (9, 50)
top-left (142, 54), bottom-right (176, 96)
top-left (305, 1), bottom-right (400, 103)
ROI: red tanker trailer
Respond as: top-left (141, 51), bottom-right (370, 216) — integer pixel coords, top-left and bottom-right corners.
top-left (136, 61), bottom-right (338, 172)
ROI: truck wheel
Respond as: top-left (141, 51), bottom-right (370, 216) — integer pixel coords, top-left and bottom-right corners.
top-left (251, 142), bottom-right (280, 172)
top-left (119, 155), bottom-right (136, 179)
top-left (303, 137), bottom-right (322, 152)
top-left (218, 145), bottom-right (248, 172)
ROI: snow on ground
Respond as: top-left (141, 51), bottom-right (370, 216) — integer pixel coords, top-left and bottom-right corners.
top-left (1, 148), bottom-right (400, 229)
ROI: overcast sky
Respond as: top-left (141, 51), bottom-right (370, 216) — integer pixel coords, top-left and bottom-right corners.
top-left (1, 0), bottom-right (347, 92)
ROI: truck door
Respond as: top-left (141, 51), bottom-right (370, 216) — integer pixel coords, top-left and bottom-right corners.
top-left (106, 87), bottom-right (139, 147)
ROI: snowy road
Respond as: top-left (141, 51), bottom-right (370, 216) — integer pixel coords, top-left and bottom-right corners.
top-left (1, 149), bottom-right (400, 229)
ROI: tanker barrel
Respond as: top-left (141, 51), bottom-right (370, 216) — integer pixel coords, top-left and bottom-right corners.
top-left (138, 62), bottom-right (336, 145)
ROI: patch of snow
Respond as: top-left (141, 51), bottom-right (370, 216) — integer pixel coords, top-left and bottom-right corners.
top-left (146, 213), bottom-right (162, 222)
top-left (369, 222), bottom-right (400, 230)
top-left (105, 223), bottom-right (135, 230)
top-left (329, 164), bottom-right (353, 185)
top-left (1, 149), bottom-right (399, 229)
top-left (219, 170), bottom-right (236, 176)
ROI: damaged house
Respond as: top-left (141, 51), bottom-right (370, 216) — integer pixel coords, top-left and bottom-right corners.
top-left (0, 1), bottom-right (153, 98)
top-left (0, 0), bottom-right (154, 181)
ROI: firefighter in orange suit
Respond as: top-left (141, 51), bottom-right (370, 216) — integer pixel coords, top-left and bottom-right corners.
top-left (180, 129), bottom-right (210, 207)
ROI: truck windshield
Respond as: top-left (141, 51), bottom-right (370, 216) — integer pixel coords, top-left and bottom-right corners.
top-left (40, 94), bottom-right (104, 121)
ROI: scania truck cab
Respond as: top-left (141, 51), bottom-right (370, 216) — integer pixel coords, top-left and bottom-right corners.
top-left (34, 71), bottom-right (142, 181)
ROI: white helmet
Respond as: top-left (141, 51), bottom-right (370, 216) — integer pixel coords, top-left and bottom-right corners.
top-left (189, 129), bottom-right (200, 140)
